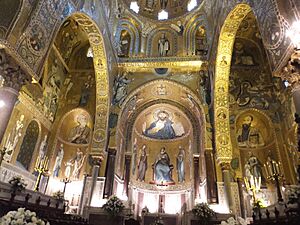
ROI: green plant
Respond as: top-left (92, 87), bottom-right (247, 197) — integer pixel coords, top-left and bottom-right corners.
top-left (285, 185), bottom-right (300, 204)
top-left (52, 191), bottom-right (65, 201)
top-left (192, 203), bottom-right (216, 225)
top-left (8, 176), bottom-right (27, 192)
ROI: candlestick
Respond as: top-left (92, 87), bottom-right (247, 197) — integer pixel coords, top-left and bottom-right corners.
top-left (244, 175), bottom-right (259, 204)
top-left (61, 177), bottom-right (72, 198)
top-left (34, 156), bottom-right (49, 192)
top-left (264, 156), bottom-right (283, 202)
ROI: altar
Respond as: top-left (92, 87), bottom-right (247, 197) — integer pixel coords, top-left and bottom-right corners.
top-left (128, 183), bottom-right (193, 216)
top-left (142, 213), bottom-right (179, 225)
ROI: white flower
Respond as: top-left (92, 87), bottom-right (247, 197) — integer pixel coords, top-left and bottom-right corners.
top-left (31, 216), bottom-right (37, 222)
top-left (0, 208), bottom-right (49, 225)
top-left (16, 218), bottom-right (23, 225)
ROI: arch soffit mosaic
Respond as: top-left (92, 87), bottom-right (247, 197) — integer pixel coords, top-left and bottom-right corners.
top-left (214, 3), bottom-right (252, 164)
top-left (63, 13), bottom-right (110, 154)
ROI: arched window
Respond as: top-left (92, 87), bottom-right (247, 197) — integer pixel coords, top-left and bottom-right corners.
top-left (17, 121), bottom-right (39, 170)
top-left (188, 0), bottom-right (197, 11)
top-left (158, 10), bottom-right (168, 20)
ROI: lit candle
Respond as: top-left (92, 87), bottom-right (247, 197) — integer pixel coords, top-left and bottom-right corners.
top-left (275, 163), bottom-right (280, 175)
top-left (45, 157), bottom-right (49, 170)
top-left (5, 134), bottom-right (10, 147)
top-left (42, 157), bottom-right (45, 169)
top-left (264, 164), bottom-right (268, 177)
top-left (268, 162), bottom-right (272, 176)
top-left (250, 175), bottom-right (254, 187)
top-left (244, 177), bottom-right (249, 190)
top-left (36, 156), bottom-right (40, 169)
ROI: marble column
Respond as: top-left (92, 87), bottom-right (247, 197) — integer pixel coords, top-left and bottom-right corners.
top-left (204, 150), bottom-right (218, 203)
top-left (0, 87), bottom-right (19, 142)
top-left (78, 174), bottom-right (88, 215)
top-left (193, 156), bottom-right (200, 199)
top-left (88, 154), bottom-right (103, 206)
top-left (237, 178), bottom-right (246, 218)
top-left (221, 162), bottom-right (233, 213)
top-left (103, 148), bottom-right (116, 198)
top-left (0, 50), bottom-right (28, 143)
top-left (123, 154), bottom-right (131, 197)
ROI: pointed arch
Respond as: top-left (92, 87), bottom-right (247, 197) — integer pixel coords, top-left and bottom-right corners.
top-left (68, 13), bottom-right (110, 154)
top-left (184, 13), bottom-right (211, 56)
top-left (214, 4), bottom-right (252, 164)
top-left (115, 18), bottom-right (140, 56)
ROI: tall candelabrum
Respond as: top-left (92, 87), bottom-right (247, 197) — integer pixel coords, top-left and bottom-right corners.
top-left (263, 156), bottom-right (284, 202)
top-left (61, 177), bottom-right (72, 197)
top-left (244, 175), bottom-right (260, 204)
top-left (34, 156), bottom-right (49, 192)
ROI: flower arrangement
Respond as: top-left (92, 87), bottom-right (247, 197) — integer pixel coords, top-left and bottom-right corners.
top-left (0, 208), bottom-right (50, 225)
top-left (102, 195), bottom-right (125, 216)
top-left (8, 176), bottom-right (27, 192)
top-left (285, 185), bottom-right (300, 204)
top-left (220, 217), bottom-right (247, 225)
top-left (52, 191), bottom-right (65, 201)
top-left (192, 203), bottom-right (216, 224)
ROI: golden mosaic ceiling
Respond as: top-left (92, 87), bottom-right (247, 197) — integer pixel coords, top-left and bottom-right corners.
top-left (122, 0), bottom-right (201, 20)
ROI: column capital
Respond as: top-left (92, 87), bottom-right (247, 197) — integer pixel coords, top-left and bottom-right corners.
top-left (89, 154), bottom-right (104, 166)
top-left (0, 49), bottom-right (30, 92)
top-left (220, 162), bottom-right (231, 171)
top-left (276, 49), bottom-right (300, 90)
